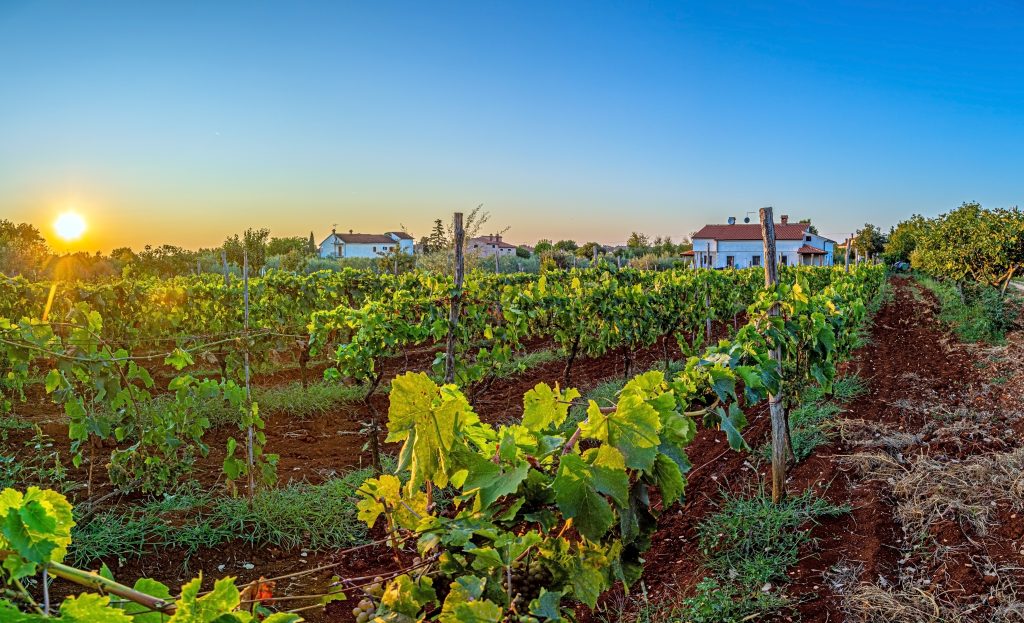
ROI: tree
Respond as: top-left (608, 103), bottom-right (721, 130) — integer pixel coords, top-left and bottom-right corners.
top-left (132, 244), bottom-right (197, 277)
top-left (553, 239), bottom-right (578, 252)
top-left (266, 236), bottom-right (308, 257)
top-left (884, 214), bottom-right (927, 263)
top-left (534, 239), bottom-right (554, 255)
top-left (626, 232), bottom-right (650, 251)
top-left (0, 220), bottom-right (48, 278)
top-left (911, 202), bottom-right (1024, 290)
top-left (308, 231), bottom-right (317, 255)
top-left (577, 241), bottom-right (601, 259)
top-left (516, 246), bottom-right (531, 258)
top-left (798, 218), bottom-right (819, 235)
top-left (426, 219), bottom-right (447, 252)
top-left (223, 228), bottom-right (270, 273)
top-left (852, 223), bottom-right (886, 259)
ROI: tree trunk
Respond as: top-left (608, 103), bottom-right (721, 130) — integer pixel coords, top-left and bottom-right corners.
top-left (563, 335), bottom-right (581, 386)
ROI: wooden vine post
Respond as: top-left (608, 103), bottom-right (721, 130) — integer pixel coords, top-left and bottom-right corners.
top-left (221, 250), bottom-right (230, 286)
top-left (705, 242), bottom-right (712, 341)
top-left (444, 212), bottom-right (464, 384)
top-left (844, 234), bottom-right (852, 273)
top-left (759, 207), bottom-right (788, 503)
top-left (243, 248), bottom-right (256, 497)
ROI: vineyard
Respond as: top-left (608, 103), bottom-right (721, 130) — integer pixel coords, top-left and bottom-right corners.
top-left (0, 252), bottom-right (900, 622)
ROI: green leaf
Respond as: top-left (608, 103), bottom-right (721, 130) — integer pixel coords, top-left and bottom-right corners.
top-left (522, 383), bottom-right (580, 431)
top-left (650, 454), bottom-right (686, 506)
top-left (552, 454), bottom-right (614, 542)
top-left (59, 593), bottom-right (134, 622)
top-left (579, 395), bottom-right (661, 471)
top-left (167, 576), bottom-right (241, 623)
top-left (458, 451), bottom-right (529, 509)
top-left (126, 578), bottom-right (174, 622)
top-left (529, 589), bottom-right (563, 621)
top-left (380, 574), bottom-right (437, 618)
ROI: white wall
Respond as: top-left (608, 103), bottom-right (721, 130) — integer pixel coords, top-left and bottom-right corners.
top-left (319, 235), bottom-right (415, 258)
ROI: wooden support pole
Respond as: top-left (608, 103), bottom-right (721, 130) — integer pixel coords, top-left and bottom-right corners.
top-left (221, 250), bottom-right (230, 286)
top-left (444, 212), bottom-right (465, 384)
top-left (759, 207), bottom-right (789, 504)
top-left (243, 248), bottom-right (255, 497)
top-left (844, 236), bottom-right (851, 273)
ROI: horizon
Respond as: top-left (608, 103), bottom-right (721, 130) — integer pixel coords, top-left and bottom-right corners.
top-left (2, 1), bottom-right (1022, 253)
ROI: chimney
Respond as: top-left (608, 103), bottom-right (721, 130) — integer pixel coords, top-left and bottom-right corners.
top-left (331, 227), bottom-right (336, 234)
top-left (780, 215), bottom-right (789, 225)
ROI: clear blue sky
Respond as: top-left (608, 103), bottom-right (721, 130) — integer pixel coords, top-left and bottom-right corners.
top-left (1, 1), bottom-right (1022, 251)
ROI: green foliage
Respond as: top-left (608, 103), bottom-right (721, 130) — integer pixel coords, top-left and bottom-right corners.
top-left (697, 488), bottom-right (848, 587)
top-left (917, 275), bottom-right (1013, 343)
top-left (908, 202), bottom-right (1024, 289)
top-left (70, 473), bottom-right (371, 566)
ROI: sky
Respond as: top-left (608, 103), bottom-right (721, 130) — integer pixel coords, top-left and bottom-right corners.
top-left (1, 1), bottom-right (1023, 252)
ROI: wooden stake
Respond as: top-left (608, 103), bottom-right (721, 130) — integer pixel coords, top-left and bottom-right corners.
top-left (243, 248), bottom-right (255, 497)
top-left (444, 212), bottom-right (464, 384)
top-left (221, 250), bottom-right (230, 286)
top-left (759, 207), bottom-right (788, 504)
top-left (844, 235), bottom-right (852, 273)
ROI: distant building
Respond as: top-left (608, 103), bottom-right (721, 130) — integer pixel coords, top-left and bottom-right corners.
top-left (691, 215), bottom-right (835, 268)
top-left (468, 234), bottom-right (517, 258)
top-left (319, 229), bottom-right (415, 259)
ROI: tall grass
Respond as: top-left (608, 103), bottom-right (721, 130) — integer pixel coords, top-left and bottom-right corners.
top-left (916, 275), bottom-right (1013, 344)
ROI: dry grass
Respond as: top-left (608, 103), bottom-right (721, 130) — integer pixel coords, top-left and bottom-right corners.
top-left (846, 444), bottom-right (1024, 538)
top-left (831, 558), bottom-right (1024, 623)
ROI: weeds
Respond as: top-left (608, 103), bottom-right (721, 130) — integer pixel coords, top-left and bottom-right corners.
top-left (916, 275), bottom-right (1013, 344)
top-left (697, 487), bottom-right (849, 587)
top-left (70, 468), bottom-right (373, 567)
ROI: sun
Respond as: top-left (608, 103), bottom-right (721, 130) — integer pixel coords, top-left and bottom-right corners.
top-left (54, 211), bottom-right (87, 241)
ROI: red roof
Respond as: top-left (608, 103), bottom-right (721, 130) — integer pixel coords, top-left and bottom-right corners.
top-left (335, 233), bottom-right (396, 244)
top-left (470, 236), bottom-right (517, 249)
top-left (681, 249), bottom-right (695, 256)
top-left (692, 223), bottom-right (809, 241)
top-left (796, 244), bottom-right (827, 255)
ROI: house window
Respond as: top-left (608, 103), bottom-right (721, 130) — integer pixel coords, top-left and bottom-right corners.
top-left (726, 256), bottom-right (735, 268)
top-left (752, 255), bottom-right (761, 267)
top-left (805, 235), bottom-right (812, 242)
top-left (780, 255), bottom-right (788, 266)
top-left (372, 246), bottom-right (377, 252)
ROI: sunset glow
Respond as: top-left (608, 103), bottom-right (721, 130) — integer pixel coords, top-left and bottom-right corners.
top-left (54, 211), bottom-right (87, 241)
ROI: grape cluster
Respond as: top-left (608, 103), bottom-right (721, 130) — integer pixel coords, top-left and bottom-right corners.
top-left (512, 559), bottom-right (551, 600)
top-left (351, 576), bottom-right (385, 623)
top-left (505, 559), bottom-right (551, 618)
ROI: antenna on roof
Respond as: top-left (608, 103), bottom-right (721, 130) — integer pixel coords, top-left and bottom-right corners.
top-left (727, 216), bottom-right (736, 225)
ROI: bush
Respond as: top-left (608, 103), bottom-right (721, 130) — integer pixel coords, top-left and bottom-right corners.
top-left (917, 276), bottom-right (1014, 344)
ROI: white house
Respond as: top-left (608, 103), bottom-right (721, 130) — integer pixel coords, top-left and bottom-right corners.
top-left (319, 230), bottom-right (415, 259)
top-left (690, 216), bottom-right (835, 269)
top-left (468, 234), bottom-right (517, 258)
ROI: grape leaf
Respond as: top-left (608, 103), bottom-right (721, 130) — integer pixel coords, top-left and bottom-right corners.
top-left (579, 395), bottom-right (661, 471)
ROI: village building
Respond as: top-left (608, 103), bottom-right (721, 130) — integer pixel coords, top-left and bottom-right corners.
top-left (688, 215), bottom-right (835, 268)
top-left (318, 229), bottom-right (414, 259)
top-left (468, 234), bottom-right (517, 258)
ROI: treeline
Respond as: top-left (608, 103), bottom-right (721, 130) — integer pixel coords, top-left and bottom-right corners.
top-left (0, 220), bottom-right (329, 280)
